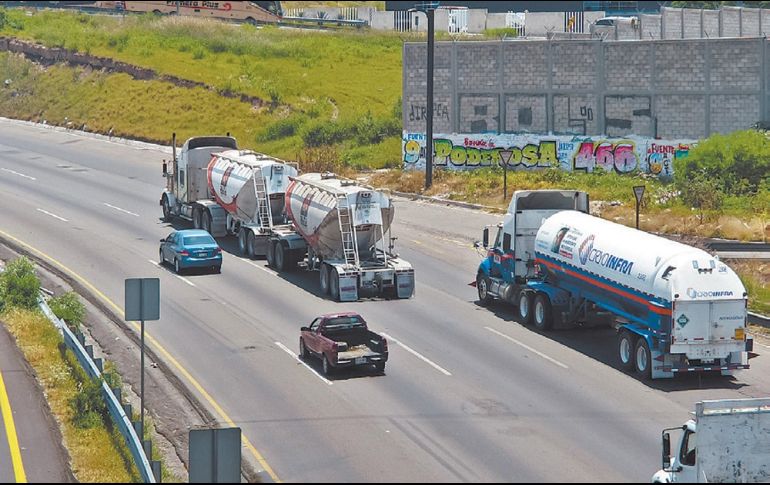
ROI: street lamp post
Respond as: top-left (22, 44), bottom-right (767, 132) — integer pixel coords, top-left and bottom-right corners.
top-left (413, 2), bottom-right (439, 190)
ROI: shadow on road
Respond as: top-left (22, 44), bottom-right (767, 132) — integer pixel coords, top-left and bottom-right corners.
top-left (299, 354), bottom-right (386, 381)
top-left (476, 300), bottom-right (749, 392)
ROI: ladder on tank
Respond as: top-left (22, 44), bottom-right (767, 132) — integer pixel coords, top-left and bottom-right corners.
top-left (336, 194), bottom-right (359, 267)
top-left (252, 167), bottom-right (273, 231)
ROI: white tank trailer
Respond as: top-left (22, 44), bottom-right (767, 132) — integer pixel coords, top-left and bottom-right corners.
top-left (475, 190), bottom-right (752, 380)
top-left (269, 173), bottom-right (414, 302)
top-left (159, 135), bottom-right (300, 257)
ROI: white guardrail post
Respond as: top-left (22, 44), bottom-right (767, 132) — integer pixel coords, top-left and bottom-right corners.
top-left (38, 295), bottom-right (157, 483)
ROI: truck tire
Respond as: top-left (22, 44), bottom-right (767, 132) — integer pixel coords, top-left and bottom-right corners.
top-left (322, 354), bottom-right (334, 376)
top-left (476, 273), bottom-right (493, 306)
top-left (533, 293), bottom-right (553, 331)
top-left (201, 210), bottom-right (212, 234)
top-left (634, 337), bottom-right (652, 379)
top-left (161, 196), bottom-right (171, 222)
top-left (518, 290), bottom-right (533, 326)
top-left (238, 229), bottom-right (248, 256)
top-left (275, 242), bottom-right (296, 272)
top-left (266, 240), bottom-right (276, 268)
top-left (193, 209), bottom-right (202, 229)
top-left (299, 339), bottom-right (310, 360)
top-left (618, 331), bottom-right (636, 370)
top-left (247, 231), bottom-right (256, 259)
top-left (329, 268), bottom-right (341, 302)
top-left (319, 263), bottom-right (330, 295)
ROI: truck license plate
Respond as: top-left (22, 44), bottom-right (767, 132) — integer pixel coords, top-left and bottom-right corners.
top-left (355, 357), bottom-right (366, 365)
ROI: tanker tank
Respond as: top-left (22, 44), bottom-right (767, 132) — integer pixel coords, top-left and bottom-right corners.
top-left (207, 149), bottom-right (298, 226)
top-left (285, 173), bottom-right (395, 261)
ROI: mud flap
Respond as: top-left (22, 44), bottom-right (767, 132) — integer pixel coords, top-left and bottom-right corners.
top-left (396, 272), bottom-right (415, 299)
top-left (338, 275), bottom-right (359, 302)
top-left (651, 348), bottom-right (675, 380)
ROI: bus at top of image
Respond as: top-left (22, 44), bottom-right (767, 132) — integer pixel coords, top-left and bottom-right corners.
top-left (98, 1), bottom-right (283, 24)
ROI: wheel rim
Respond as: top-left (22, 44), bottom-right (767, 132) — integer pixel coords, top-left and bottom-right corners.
top-left (620, 337), bottom-right (632, 365)
top-left (637, 345), bottom-right (648, 372)
top-left (478, 278), bottom-right (488, 299)
top-left (519, 295), bottom-right (529, 317)
top-left (535, 300), bottom-right (544, 324)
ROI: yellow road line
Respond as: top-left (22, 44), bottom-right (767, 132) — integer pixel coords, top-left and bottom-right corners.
top-left (0, 370), bottom-right (27, 483)
top-left (0, 229), bottom-right (280, 482)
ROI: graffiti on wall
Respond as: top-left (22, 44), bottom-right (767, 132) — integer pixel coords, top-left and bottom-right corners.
top-left (403, 132), bottom-right (694, 178)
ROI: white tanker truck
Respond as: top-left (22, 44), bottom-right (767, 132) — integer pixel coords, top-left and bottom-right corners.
top-left (476, 190), bottom-right (753, 379)
top-left (160, 135), bottom-right (414, 302)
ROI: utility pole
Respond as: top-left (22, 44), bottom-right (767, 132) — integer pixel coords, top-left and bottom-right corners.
top-left (412, 2), bottom-right (439, 190)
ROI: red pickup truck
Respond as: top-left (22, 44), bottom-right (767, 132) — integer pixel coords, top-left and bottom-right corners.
top-left (300, 312), bottom-right (388, 375)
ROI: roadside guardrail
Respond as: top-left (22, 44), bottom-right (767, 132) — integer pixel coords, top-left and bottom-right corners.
top-left (749, 311), bottom-right (770, 328)
top-left (38, 295), bottom-right (159, 483)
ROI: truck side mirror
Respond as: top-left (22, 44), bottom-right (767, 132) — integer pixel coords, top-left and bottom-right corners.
top-left (482, 228), bottom-right (489, 248)
top-left (162, 160), bottom-right (167, 176)
top-left (662, 433), bottom-right (671, 470)
top-left (503, 233), bottom-right (512, 252)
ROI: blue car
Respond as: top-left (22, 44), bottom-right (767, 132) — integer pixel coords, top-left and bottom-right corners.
top-left (159, 229), bottom-right (222, 274)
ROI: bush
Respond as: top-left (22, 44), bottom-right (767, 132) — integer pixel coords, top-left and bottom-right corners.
top-left (300, 119), bottom-right (354, 147)
top-left (70, 376), bottom-right (107, 429)
top-left (49, 291), bottom-right (86, 331)
top-left (0, 9), bottom-right (6, 30)
top-left (257, 114), bottom-right (306, 142)
top-left (0, 257), bottom-right (40, 312)
top-left (678, 168), bottom-right (724, 223)
top-left (675, 130), bottom-right (770, 196)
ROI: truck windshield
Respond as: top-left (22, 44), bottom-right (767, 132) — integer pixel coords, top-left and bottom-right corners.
top-left (325, 316), bottom-right (366, 331)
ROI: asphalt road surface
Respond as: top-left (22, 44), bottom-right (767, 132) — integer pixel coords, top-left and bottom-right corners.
top-left (0, 119), bottom-right (769, 482)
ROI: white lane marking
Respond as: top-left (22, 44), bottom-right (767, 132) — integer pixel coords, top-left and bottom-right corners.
top-left (758, 343), bottom-right (770, 350)
top-left (1, 168), bottom-right (36, 181)
top-left (379, 331), bottom-right (452, 376)
top-left (485, 326), bottom-right (569, 369)
top-left (148, 259), bottom-right (196, 287)
top-left (104, 203), bottom-right (140, 217)
top-left (242, 258), bottom-right (278, 277)
top-left (36, 208), bottom-right (68, 222)
top-left (275, 341), bottom-right (333, 386)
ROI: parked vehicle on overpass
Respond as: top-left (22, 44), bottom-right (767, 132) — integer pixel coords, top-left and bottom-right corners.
top-left (653, 397), bottom-right (770, 482)
top-left (300, 312), bottom-right (388, 375)
top-left (475, 190), bottom-right (753, 379)
top-left (159, 229), bottom-right (222, 274)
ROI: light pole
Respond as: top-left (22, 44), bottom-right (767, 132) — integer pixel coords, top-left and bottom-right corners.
top-left (412, 2), bottom-right (439, 190)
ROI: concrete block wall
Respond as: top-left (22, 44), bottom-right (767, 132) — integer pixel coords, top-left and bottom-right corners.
top-left (721, 7), bottom-right (741, 37)
top-left (404, 37), bottom-right (768, 139)
top-left (467, 9), bottom-right (487, 33)
top-left (683, 9), bottom-right (702, 38)
top-left (485, 13), bottom-right (507, 31)
top-left (663, 8), bottom-right (682, 39)
top-left (703, 10), bottom-right (719, 38)
top-left (763, 9), bottom-right (770, 35)
top-left (742, 8), bottom-right (760, 36)
top-left (640, 14), bottom-right (661, 40)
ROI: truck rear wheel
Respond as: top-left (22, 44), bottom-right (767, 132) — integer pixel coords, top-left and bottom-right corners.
top-left (476, 273), bottom-right (492, 306)
top-left (275, 242), bottom-right (296, 272)
top-left (518, 291), bottom-right (533, 326)
top-left (247, 231), bottom-right (256, 258)
top-left (193, 209), bottom-right (202, 229)
top-left (319, 263), bottom-right (330, 294)
top-left (266, 240), bottom-right (276, 267)
top-left (329, 268), bottom-right (340, 301)
top-left (533, 293), bottom-right (553, 331)
top-left (634, 338), bottom-right (652, 379)
top-left (618, 331), bottom-right (636, 370)
top-left (322, 355), bottom-right (333, 376)
top-left (201, 211), bottom-right (212, 234)
top-left (238, 229), bottom-right (248, 256)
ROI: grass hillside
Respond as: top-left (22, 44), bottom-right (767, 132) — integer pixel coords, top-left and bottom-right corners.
top-left (0, 7), bottom-right (406, 167)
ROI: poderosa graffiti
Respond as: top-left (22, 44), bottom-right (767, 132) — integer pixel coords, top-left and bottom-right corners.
top-left (418, 138), bottom-right (558, 168)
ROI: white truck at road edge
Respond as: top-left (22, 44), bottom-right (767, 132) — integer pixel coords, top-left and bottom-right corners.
top-left (653, 397), bottom-right (770, 482)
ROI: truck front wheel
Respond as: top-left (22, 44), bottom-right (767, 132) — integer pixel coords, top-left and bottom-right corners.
top-left (476, 273), bottom-right (493, 306)
top-left (161, 197), bottom-right (171, 222)
top-left (634, 338), bottom-right (652, 379)
top-left (329, 268), bottom-right (340, 301)
top-left (266, 240), bottom-right (276, 267)
top-left (518, 291), bottom-right (533, 326)
top-left (618, 331), bottom-right (635, 370)
top-left (533, 293), bottom-right (553, 331)
top-left (319, 263), bottom-right (330, 295)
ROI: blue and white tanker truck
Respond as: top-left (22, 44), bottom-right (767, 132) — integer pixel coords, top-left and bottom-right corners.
top-left (475, 190), bottom-right (753, 379)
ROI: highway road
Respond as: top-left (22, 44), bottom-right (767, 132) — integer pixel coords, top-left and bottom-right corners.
top-left (0, 119), bottom-right (769, 482)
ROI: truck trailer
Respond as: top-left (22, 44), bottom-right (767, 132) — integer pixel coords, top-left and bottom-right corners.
top-left (475, 190), bottom-right (752, 379)
top-left (653, 398), bottom-right (770, 482)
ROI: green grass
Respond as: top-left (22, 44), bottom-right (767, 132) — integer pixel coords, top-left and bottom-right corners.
top-left (0, 8), bottom-right (408, 164)
top-left (1, 308), bottom-right (139, 482)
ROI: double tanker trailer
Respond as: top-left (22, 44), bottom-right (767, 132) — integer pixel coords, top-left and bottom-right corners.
top-left (160, 135), bottom-right (414, 301)
top-left (476, 190), bottom-right (753, 379)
